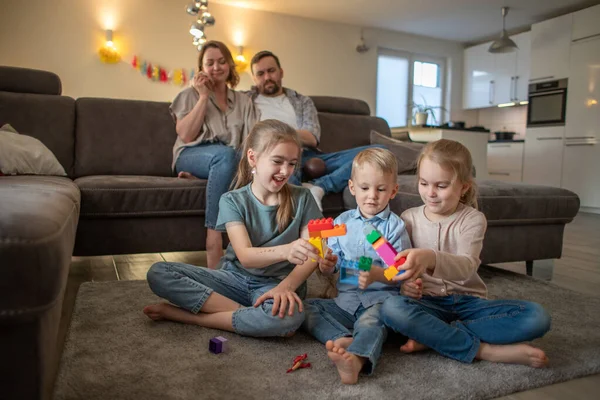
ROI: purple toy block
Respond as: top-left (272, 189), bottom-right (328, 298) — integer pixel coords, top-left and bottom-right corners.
top-left (376, 242), bottom-right (398, 267)
top-left (209, 336), bottom-right (228, 354)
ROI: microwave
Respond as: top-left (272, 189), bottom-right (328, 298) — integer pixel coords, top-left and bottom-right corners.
top-left (527, 78), bottom-right (568, 127)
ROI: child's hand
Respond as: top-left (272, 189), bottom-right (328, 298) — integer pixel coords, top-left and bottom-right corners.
top-left (318, 248), bottom-right (337, 275)
top-left (391, 249), bottom-right (435, 282)
top-left (254, 284), bottom-right (303, 318)
top-left (358, 270), bottom-right (374, 290)
top-left (286, 238), bottom-right (321, 265)
top-left (401, 278), bottom-right (423, 299)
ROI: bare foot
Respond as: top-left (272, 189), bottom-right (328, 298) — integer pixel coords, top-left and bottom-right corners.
top-left (177, 171), bottom-right (199, 180)
top-left (143, 303), bottom-right (170, 321)
top-left (400, 339), bottom-right (428, 353)
top-left (327, 344), bottom-right (365, 384)
top-left (333, 337), bottom-right (353, 349)
top-left (477, 343), bottom-right (549, 368)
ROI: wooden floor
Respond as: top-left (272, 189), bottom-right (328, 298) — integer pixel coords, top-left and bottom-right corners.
top-left (57, 212), bottom-right (600, 399)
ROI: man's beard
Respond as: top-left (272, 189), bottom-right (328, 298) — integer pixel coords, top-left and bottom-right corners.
top-left (261, 80), bottom-right (281, 95)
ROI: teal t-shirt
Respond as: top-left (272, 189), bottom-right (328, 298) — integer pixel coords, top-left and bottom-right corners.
top-left (215, 183), bottom-right (323, 277)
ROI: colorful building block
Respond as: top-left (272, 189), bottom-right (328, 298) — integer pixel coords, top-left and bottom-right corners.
top-left (321, 224), bottom-right (347, 238)
top-left (307, 219), bottom-right (348, 261)
top-left (209, 336), bottom-right (228, 354)
top-left (339, 256), bottom-right (372, 285)
top-left (363, 223), bottom-right (405, 281)
top-left (308, 218), bottom-right (334, 233)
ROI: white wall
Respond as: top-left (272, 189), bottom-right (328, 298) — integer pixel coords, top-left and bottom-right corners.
top-left (0, 0), bottom-right (466, 119)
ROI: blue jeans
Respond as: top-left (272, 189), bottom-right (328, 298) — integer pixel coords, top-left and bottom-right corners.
top-left (302, 299), bottom-right (387, 375)
top-left (381, 295), bottom-right (551, 363)
top-left (147, 261), bottom-right (307, 337)
top-left (289, 145), bottom-right (386, 193)
top-left (175, 143), bottom-right (238, 229)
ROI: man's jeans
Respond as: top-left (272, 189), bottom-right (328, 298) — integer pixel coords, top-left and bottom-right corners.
top-left (302, 298), bottom-right (387, 374)
top-left (381, 295), bottom-right (551, 363)
top-left (147, 261), bottom-right (306, 337)
top-left (289, 145), bottom-right (386, 193)
top-left (175, 143), bottom-right (238, 229)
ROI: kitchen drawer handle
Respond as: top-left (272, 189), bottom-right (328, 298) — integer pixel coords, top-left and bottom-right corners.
top-left (529, 76), bottom-right (554, 82)
top-left (490, 144), bottom-right (511, 147)
top-left (489, 172), bottom-right (511, 176)
top-left (529, 90), bottom-right (565, 97)
top-left (565, 143), bottom-right (596, 146)
top-left (536, 137), bottom-right (563, 140)
top-left (572, 33), bottom-right (600, 42)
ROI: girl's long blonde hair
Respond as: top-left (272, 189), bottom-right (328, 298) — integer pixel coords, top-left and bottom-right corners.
top-left (416, 139), bottom-right (479, 209)
top-left (232, 119), bottom-right (302, 233)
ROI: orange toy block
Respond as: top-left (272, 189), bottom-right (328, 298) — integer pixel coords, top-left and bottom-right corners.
top-left (321, 224), bottom-right (347, 238)
top-left (384, 266), bottom-right (399, 281)
top-left (308, 218), bottom-right (334, 233)
top-left (372, 237), bottom-right (385, 250)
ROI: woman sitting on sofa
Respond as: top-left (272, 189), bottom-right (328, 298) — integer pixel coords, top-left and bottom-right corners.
top-left (170, 40), bottom-right (258, 269)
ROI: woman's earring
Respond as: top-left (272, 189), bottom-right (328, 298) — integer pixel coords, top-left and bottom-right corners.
top-left (251, 167), bottom-right (256, 175)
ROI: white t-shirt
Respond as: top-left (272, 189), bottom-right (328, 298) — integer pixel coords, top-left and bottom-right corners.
top-left (254, 94), bottom-right (298, 129)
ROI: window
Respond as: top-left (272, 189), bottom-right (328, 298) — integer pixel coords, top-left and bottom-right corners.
top-left (376, 50), bottom-right (445, 128)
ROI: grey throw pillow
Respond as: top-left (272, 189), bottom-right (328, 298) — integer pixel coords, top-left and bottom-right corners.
top-left (0, 124), bottom-right (67, 176)
top-left (370, 130), bottom-right (423, 175)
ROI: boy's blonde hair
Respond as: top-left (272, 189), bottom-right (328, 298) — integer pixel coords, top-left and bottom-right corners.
top-left (232, 119), bottom-right (302, 233)
top-left (351, 147), bottom-right (398, 179)
top-left (417, 139), bottom-right (479, 209)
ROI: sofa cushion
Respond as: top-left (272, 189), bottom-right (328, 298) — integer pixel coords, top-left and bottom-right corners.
top-left (75, 175), bottom-right (206, 218)
top-left (0, 91), bottom-right (75, 176)
top-left (343, 175), bottom-right (580, 225)
top-left (0, 66), bottom-right (62, 95)
top-left (310, 96), bottom-right (370, 115)
top-left (74, 98), bottom-right (176, 178)
top-left (317, 113), bottom-right (391, 154)
top-left (0, 124), bottom-right (67, 176)
top-left (0, 176), bottom-right (79, 314)
top-left (370, 130), bottom-right (423, 175)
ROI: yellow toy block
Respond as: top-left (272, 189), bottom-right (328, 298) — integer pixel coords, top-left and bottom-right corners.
top-left (309, 237), bottom-right (325, 261)
top-left (384, 266), bottom-right (399, 281)
top-left (372, 237), bottom-right (385, 250)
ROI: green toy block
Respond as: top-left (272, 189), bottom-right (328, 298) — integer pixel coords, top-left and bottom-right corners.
top-left (358, 256), bottom-right (372, 271)
top-left (365, 230), bottom-right (381, 244)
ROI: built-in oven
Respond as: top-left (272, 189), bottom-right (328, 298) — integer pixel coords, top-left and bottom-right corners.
top-left (527, 78), bottom-right (568, 127)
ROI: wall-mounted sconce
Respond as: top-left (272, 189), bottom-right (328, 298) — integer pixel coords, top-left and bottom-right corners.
top-left (234, 46), bottom-right (248, 73)
top-left (98, 29), bottom-right (121, 64)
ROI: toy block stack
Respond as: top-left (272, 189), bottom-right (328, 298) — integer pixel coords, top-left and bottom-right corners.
top-left (339, 256), bottom-right (372, 285)
top-left (363, 223), bottom-right (406, 281)
top-left (307, 218), bottom-right (347, 261)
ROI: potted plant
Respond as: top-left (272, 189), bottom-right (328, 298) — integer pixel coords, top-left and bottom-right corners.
top-left (409, 99), bottom-right (447, 126)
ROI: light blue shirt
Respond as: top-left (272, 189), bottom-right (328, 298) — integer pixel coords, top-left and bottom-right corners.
top-left (328, 206), bottom-right (412, 314)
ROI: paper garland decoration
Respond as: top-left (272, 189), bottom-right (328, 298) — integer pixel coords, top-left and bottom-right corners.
top-left (131, 55), bottom-right (195, 86)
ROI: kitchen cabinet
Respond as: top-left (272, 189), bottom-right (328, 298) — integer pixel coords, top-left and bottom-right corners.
top-left (463, 42), bottom-right (495, 109)
top-left (464, 32), bottom-right (530, 108)
top-left (513, 32), bottom-right (530, 102)
top-left (487, 142), bottom-right (524, 182)
top-left (523, 127), bottom-right (564, 187)
top-left (572, 4), bottom-right (600, 41)
top-left (561, 35), bottom-right (600, 209)
top-left (530, 14), bottom-right (573, 82)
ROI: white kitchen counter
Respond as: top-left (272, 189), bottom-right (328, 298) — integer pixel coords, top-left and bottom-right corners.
top-left (391, 127), bottom-right (489, 180)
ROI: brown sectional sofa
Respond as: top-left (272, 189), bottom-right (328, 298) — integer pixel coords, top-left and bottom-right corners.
top-left (0, 66), bottom-right (580, 399)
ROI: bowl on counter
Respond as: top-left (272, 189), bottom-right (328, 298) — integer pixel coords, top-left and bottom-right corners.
top-left (494, 131), bottom-right (516, 140)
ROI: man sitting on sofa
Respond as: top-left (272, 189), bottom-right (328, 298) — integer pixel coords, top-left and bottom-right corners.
top-left (247, 50), bottom-right (382, 211)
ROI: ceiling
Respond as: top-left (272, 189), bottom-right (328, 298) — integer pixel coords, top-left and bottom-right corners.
top-left (213, 0), bottom-right (600, 43)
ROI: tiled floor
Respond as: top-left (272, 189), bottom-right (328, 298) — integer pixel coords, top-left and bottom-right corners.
top-left (56, 212), bottom-right (600, 399)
